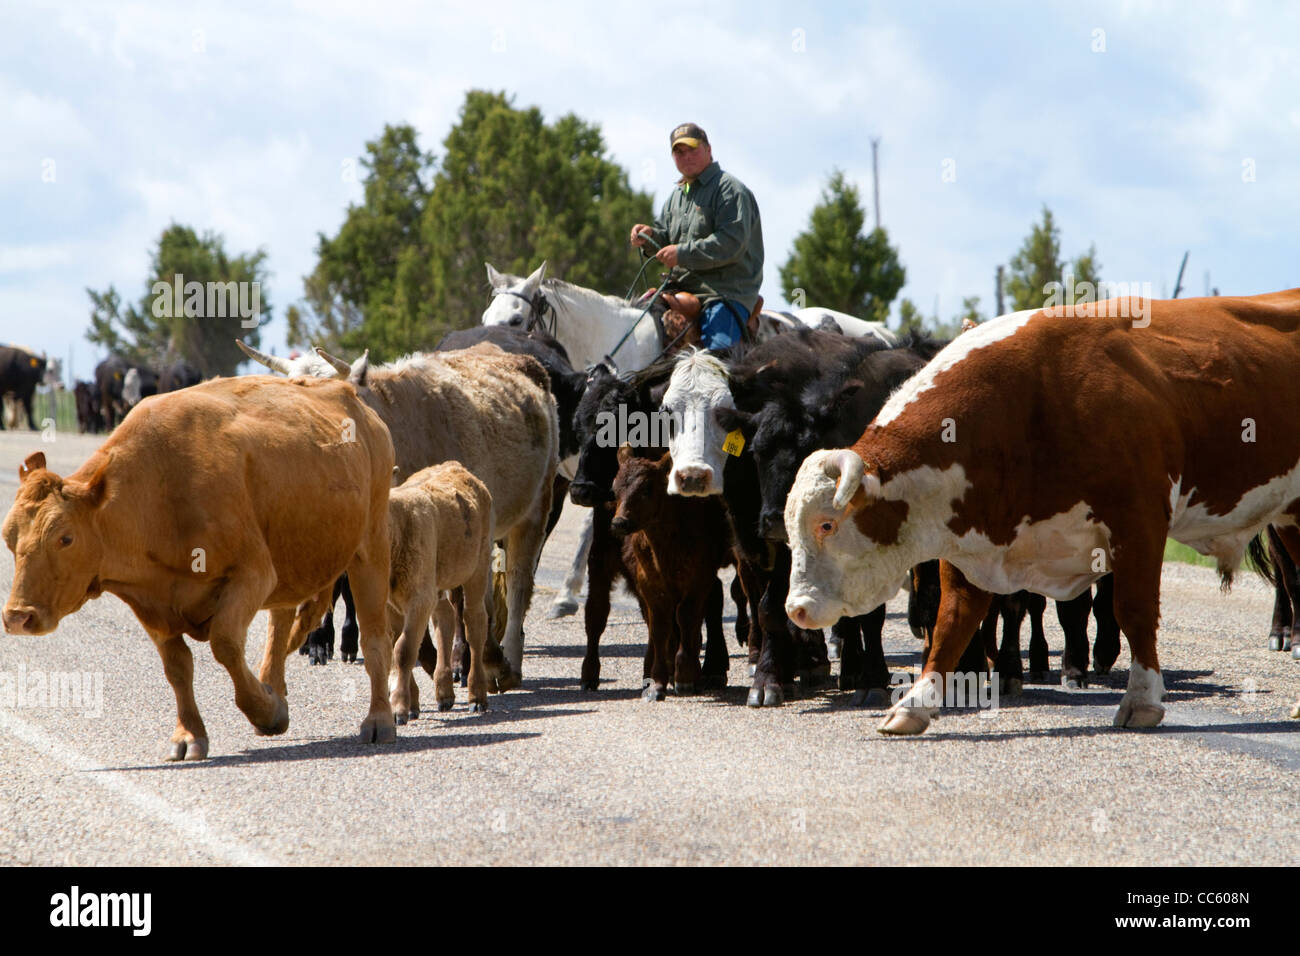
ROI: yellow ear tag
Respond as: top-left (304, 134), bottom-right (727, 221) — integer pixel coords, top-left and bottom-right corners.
top-left (722, 429), bottom-right (745, 456)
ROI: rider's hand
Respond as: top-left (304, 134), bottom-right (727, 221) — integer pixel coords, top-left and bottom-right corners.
top-left (630, 225), bottom-right (652, 247)
top-left (655, 244), bottom-right (679, 269)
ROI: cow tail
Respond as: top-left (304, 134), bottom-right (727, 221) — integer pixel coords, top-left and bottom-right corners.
top-left (1247, 528), bottom-right (1277, 587)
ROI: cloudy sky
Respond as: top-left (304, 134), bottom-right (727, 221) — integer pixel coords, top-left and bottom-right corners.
top-left (2, 0), bottom-right (1297, 381)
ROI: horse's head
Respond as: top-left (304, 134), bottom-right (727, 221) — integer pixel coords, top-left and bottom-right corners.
top-left (483, 261), bottom-right (548, 329)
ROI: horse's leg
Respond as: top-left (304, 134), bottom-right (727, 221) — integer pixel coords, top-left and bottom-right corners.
top-left (549, 509), bottom-right (593, 619)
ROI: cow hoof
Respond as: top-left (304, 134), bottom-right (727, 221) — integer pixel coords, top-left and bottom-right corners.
top-left (878, 707), bottom-right (932, 735)
top-left (826, 636), bottom-right (842, 662)
top-left (394, 711), bottom-right (408, 726)
top-left (1094, 664), bottom-right (1112, 676)
top-left (452, 667), bottom-right (463, 684)
top-left (1001, 678), bottom-right (1023, 698)
top-left (642, 683), bottom-right (666, 702)
top-left (309, 646), bottom-right (328, 666)
top-left (1269, 634), bottom-right (1285, 651)
top-left (437, 698), bottom-right (454, 712)
top-left (674, 682), bottom-right (696, 696)
top-left (254, 686), bottom-right (290, 736)
top-left (851, 687), bottom-right (891, 708)
top-left (470, 701), bottom-right (489, 714)
top-left (579, 678), bottom-right (599, 691)
top-left (1062, 673), bottom-right (1087, 690)
top-left (495, 668), bottom-right (522, 693)
top-left (359, 716), bottom-right (397, 744)
top-left (407, 708), bottom-right (419, 721)
top-left (746, 683), bottom-right (784, 708)
top-left (547, 598), bottom-right (579, 619)
top-left (165, 737), bottom-right (209, 761)
top-left (1292, 643), bottom-right (1300, 660)
top-left (748, 664), bottom-right (757, 677)
top-left (1113, 701), bottom-right (1165, 728)
top-left (1290, 700), bottom-right (1300, 719)
top-left (1027, 670), bottom-right (1047, 684)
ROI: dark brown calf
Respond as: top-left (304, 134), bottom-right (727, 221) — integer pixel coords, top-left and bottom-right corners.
top-left (609, 448), bottom-right (734, 700)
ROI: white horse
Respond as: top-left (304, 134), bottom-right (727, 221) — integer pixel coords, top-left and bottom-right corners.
top-left (757, 307), bottom-right (898, 346)
top-left (483, 261), bottom-right (678, 620)
top-left (481, 261), bottom-right (899, 618)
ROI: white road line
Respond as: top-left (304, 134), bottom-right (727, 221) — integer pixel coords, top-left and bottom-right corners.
top-left (0, 709), bottom-right (278, 867)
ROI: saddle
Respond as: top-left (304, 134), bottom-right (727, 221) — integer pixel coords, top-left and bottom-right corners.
top-left (658, 292), bottom-right (765, 354)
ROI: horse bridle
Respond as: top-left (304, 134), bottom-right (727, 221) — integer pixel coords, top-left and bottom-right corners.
top-left (490, 288), bottom-right (556, 338)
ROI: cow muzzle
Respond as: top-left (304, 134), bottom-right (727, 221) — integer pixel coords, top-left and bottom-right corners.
top-left (569, 480), bottom-right (612, 507)
top-left (759, 511), bottom-right (787, 542)
top-left (670, 463), bottom-right (716, 497)
top-left (3, 604), bottom-right (48, 635)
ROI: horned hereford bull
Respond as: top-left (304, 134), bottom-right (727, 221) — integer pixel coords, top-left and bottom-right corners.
top-left (785, 291), bottom-right (1300, 733)
top-left (2, 376), bottom-right (398, 758)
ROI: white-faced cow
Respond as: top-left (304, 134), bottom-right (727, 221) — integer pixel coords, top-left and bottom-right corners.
top-left (784, 291), bottom-right (1300, 733)
top-left (2, 376), bottom-right (398, 759)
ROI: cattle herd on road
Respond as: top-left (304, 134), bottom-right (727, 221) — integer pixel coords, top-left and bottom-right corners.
top-left (4, 279), bottom-right (1300, 761)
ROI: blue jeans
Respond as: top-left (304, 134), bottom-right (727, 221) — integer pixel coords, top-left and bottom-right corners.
top-left (700, 299), bottom-right (747, 350)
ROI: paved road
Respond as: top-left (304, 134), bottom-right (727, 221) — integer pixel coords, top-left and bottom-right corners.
top-left (1, 429), bottom-right (1297, 865)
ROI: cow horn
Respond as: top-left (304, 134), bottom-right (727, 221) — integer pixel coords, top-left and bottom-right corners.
top-left (314, 348), bottom-right (353, 375)
top-left (827, 449), bottom-right (866, 512)
top-left (236, 339), bottom-right (291, 374)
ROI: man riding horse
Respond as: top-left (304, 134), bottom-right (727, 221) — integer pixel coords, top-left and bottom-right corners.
top-left (630, 123), bottom-right (765, 350)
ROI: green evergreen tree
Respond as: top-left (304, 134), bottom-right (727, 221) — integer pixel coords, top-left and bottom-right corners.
top-left (86, 224), bottom-right (271, 377)
top-left (421, 90), bottom-right (655, 339)
top-left (1006, 206), bottom-right (1102, 311)
top-left (780, 169), bottom-right (905, 321)
top-left (289, 124), bottom-right (435, 359)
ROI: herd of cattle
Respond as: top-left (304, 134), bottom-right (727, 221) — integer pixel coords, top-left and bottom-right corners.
top-left (4, 283), bottom-right (1300, 761)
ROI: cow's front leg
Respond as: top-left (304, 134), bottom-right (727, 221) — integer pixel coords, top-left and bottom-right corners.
top-left (153, 632), bottom-right (209, 761)
top-left (881, 561), bottom-right (991, 735)
top-left (748, 564), bottom-right (795, 708)
top-left (347, 549), bottom-right (397, 744)
top-left (700, 576), bottom-right (729, 690)
top-left (1109, 532), bottom-right (1166, 729)
top-left (392, 600), bottom-right (435, 723)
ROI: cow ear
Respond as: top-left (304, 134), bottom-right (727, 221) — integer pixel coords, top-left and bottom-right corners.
top-left (66, 458), bottom-right (108, 507)
top-left (19, 452), bottom-right (46, 482)
top-left (348, 351), bottom-right (370, 386)
top-left (617, 443), bottom-right (633, 466)
top-left (714, 406), bottom-right (753, 436)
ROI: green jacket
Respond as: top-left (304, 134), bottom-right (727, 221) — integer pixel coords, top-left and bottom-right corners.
top-left (645, 161), bottom-right (765, 311)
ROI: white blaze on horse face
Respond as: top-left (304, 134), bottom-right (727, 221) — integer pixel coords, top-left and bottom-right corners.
top-left (481, 261), bottom-right (546, 328)
top-left (664, 352), bottom-right (732, 497)
top-left (874, 307), bottom-right (1041, 428)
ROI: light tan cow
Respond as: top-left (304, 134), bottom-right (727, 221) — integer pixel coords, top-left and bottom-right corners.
top-left (387, 462), bottom-right (494, 720)
top-left (2, 376), bottom-right (397, 759)
top-left (241, 339), bottom-right (559, 687)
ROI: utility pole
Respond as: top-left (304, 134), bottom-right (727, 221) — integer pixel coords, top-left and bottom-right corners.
top-left (871, 137), bottom-right (881, 231)
top-left (1172, 250), bottom-right (1189, 299)
top-left (996, 265), bottom-right (1005, 316)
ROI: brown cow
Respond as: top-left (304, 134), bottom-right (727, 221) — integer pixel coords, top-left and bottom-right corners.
top-left (241, 340), bottom-right (559, 687)
top-left (2, 376), bottom-right (397, 759)
top-left (610, 447), bottom-right (734, 700)
top-left (785, 291), bottom-right (1300, 733)
top-left (387, 462), bottom-right (494, 720)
